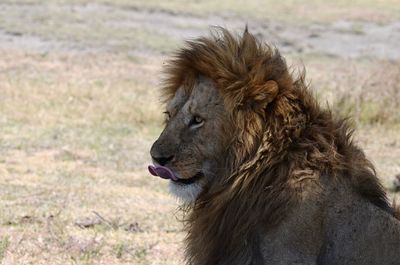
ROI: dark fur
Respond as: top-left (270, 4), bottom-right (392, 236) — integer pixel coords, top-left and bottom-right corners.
top-left (162, 28), bottom-right (397, 265)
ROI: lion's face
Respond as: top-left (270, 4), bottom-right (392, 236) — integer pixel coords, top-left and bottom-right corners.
top-left (150, 76), bottom-right (232, 202)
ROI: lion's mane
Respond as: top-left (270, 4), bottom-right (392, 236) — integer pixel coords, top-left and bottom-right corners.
top-left (162, 28), bottom-right (394, 265)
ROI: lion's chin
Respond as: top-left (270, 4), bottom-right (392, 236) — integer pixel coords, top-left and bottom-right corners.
top-left (168, 181), bottom-right (203, 203)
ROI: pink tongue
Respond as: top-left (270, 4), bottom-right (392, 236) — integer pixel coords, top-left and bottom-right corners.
top-left (148, 165), bottom-right (178, 181)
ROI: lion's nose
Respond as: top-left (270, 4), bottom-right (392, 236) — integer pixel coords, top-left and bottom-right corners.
top-left (152, 155), bottom-right (174, 166)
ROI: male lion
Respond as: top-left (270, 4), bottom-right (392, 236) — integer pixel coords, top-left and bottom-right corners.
top-left (149, 28), bottom-right (400, 265)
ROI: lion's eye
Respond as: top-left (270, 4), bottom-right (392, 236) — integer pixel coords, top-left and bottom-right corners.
top-left (189, 115), bottom-right (204, 128)
top-left (194, 116), bottom-right (203, 124)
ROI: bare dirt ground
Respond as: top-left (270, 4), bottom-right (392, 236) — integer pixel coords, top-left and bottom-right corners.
top-left (0, 1), bottom-right (399, 264)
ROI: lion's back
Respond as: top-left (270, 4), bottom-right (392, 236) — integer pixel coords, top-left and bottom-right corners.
top-left (318, 184), bottom-right (400, 264)
top-left (260, 176), bottom-right (400, 265)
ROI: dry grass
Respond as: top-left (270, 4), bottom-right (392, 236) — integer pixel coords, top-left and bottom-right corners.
top-left (299, 56), bottom-right (400, 125)
top-left (0, 1), bottom-right (399, 264)
top-left (0, 51), bottom-right (185, 264)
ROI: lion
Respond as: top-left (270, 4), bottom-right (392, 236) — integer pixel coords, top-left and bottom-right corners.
top-left (149, 28), bottom-right (400, 265)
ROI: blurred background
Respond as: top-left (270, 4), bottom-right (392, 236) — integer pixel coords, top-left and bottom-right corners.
top-left (0, 0), bottom-right (399, 264)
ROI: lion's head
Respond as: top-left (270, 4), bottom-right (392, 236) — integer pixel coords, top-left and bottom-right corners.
top-left (150, 76), bottom-right (234, 202)
top-left (149, 28), bottom-right (295, 203)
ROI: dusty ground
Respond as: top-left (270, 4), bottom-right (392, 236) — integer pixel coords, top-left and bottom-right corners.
top-left (0, 1), bottom-right (399, 264)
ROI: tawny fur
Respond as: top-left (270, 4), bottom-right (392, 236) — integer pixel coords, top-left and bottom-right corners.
top-left (160, 28), bottom-right (400, 265)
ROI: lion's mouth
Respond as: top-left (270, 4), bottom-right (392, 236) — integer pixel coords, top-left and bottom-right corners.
top-left (148, 165), bottom-right (203, 185)
top-left (175, 172), bottom-right (203, 185)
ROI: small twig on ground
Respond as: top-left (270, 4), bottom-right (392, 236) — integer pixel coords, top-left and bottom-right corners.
top-left (92, 211), bottom-right (116, 230)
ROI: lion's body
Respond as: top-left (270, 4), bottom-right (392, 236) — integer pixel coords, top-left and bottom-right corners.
top-left (260, 176), bottom-right (400, 265)
top-left (150, 28), bottom-right (400, 265)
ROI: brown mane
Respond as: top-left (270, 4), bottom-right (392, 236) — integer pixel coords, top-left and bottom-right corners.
top-left (162, 28), bottom-right (392, 265)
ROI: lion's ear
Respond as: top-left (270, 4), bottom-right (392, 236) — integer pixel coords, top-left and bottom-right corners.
top-left (245, 80), bottom-right (278, 110)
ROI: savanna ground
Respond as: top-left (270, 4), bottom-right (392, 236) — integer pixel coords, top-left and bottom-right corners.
top-left (0, 0), bottom-right (399, 264)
